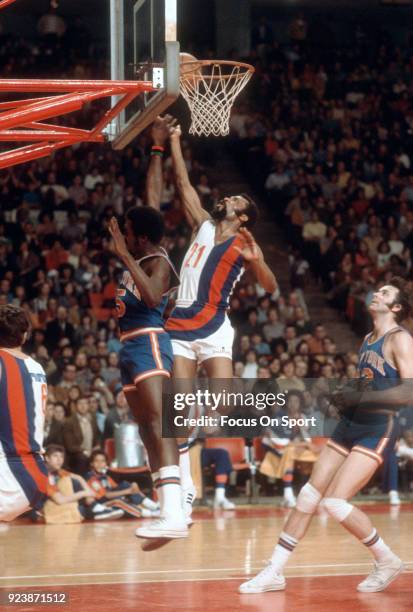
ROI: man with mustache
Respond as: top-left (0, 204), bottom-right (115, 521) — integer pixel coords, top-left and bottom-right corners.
top-left (165, 123), bottom-right (277, 521)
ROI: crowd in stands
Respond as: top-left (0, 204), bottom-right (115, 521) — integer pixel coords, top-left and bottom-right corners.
top-left (232, 16), bottom-right (413, 331)
top-left (229, 13), bottom-right (413, 490)
top-left (1, 11), bottom-right (413, 519)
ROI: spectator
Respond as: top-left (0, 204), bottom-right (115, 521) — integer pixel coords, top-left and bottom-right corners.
top-left (103, 387), bottom-right (132, 440)
top-left (45, 305), bottom-right (75, 353)
top-left (262, 307), bottom-right (285, 342)
top-left (260, 391), bottom-right (318, 507)
top-left (51, 363), bottom-right (77, 404)
top-left (242, 349), bottom-right (259, 379)
top-left (198, 444), bottom-right (236, 510)
top-left (43, 445), bottom-right (123, 523)
top-left (44, 401), bottom-right (66, 447)
top-left (86, 451), bottom-right (159, 518)
top-left (307, 324), bottom-right (327, 354)
top-left (62, 396), bottom-right (101, 475)
top-left (277, 360), bottom-right (306, 393)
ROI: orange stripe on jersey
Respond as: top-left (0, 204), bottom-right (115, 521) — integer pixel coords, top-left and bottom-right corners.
top-left (149, 332), bottom-right (163, 370)
top-left (209, 234), bottom-right (244, 306)
top-left (166, 235), bottom-right (244, 332)
top-left (375, 416), bottom-right (393, 454)
top-left (1, 351), bottom-right (48, 493)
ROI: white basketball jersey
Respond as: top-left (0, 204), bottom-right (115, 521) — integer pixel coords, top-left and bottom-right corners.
top-left (175, 220), bottom-right (245, 308)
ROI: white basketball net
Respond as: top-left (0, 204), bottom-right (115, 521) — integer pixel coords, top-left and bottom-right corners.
top-left (180, 61), bottom-right (254, 137)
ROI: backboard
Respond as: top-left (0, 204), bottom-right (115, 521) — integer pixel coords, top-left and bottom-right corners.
top-left (109, 0), bottom-right (179, 149)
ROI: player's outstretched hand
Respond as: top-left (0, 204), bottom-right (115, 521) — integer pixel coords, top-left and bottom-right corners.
top-left (234, 227), bottom-right (260, 262)
top-left (169, 123), bottom-right (182, 139)
top-left (152, 114), bottom-right (177, 145)
top-left (108, 216), bottom-right (129, 261)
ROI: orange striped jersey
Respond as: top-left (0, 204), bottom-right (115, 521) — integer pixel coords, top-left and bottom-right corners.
top-left (166, 220), bottom-right (245, 339)
top-left (0, 348), bottom-right (47, 459)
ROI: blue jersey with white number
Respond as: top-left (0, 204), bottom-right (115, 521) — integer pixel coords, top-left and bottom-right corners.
top-left (115, 249), bottom-right (179, 333)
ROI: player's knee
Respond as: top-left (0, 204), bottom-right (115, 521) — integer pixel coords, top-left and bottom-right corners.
top-left (295, 482), bottom-right (322, 514)
top-left (322, 497), bottom-right (353, 522)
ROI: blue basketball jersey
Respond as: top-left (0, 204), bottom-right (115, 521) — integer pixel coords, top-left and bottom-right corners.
top-left (358, 326), bottom-right (402, 386)
top-left (115, 248), bottom-right (179, 334)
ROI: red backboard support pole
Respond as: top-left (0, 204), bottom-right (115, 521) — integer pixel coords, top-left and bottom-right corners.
top-left (0, 80), bottom-right (155, 169)
top-left (0, 0), bottom-right (156, 169)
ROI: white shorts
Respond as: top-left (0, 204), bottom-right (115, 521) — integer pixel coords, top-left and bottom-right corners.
top-left (0, 460), bottom-right (30, 522)
top-left (171, 316), bottom-right (234, 363)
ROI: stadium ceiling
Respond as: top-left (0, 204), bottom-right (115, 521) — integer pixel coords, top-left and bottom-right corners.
top-left (5, 0), bottom-right (412, 15)
top-left (2, 0), bottom-right (101, 16)
top-left (252, 0), bottom-right (412, 6)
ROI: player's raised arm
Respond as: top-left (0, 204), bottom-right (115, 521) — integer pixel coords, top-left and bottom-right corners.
top-left (236, 228), bottom-right (277, 294)
top-left (146, 115), bottom-right (171, 210)
top-left (169, 123), bottom-right (210, 229)
top-left (108, 217), bottom-right (169, 308)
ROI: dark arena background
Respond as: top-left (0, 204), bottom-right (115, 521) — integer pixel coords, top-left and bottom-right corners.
top-left (0, 1), bottom-right (412, 611)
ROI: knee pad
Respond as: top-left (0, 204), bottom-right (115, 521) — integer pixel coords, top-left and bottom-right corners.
top-left (322, 497), bottom-right (353, 522)
top-left (296, 482), bottom-right (322, 514)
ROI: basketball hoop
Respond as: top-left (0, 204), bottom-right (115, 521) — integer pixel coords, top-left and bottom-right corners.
top-left (179, 60), bottom-right (254, 137)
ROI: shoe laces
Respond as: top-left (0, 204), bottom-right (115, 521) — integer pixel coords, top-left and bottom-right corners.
top-left (364, 562), bottom-right (385, 585)
top-left (148, 517), bottom-right (169, 528)
top-left (248, 561), bottom-right (276, 584)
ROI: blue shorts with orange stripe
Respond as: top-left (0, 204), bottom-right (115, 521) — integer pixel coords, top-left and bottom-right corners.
top-left (119, 327), bottom-right (173, 390)
top-left (327, 411), bottom-right (395, 465)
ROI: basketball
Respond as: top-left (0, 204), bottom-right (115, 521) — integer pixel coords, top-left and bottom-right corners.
top-left (179, 52), bottom-right (202, 79)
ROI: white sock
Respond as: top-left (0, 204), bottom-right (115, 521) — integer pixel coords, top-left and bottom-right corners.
top-left (178, 443), bottom-right (194, 490)
top-left (158, 465), bottom-right (184, 520)
top-left (270, 531), bottom-right (299, 574)
top-left (362, 529), bottom-right (396, 563)
top-left (215, 487), bottom-right (225, 502)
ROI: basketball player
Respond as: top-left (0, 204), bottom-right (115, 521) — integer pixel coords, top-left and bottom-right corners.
top-left (165, 123), bottom-right (277, 517)
top-left (108, 119), bottom-right (187, 543)
top-left (240, 277), bottom-right (412, 594)
top-left (0, 304), bottom-right (49, 521)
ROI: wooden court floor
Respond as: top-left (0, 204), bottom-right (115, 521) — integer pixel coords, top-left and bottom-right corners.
top-left (0, 502), bottom-right (412, 611)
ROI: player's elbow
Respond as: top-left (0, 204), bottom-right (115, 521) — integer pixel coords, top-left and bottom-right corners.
top-left (143, 292), bottom-right (161, 309)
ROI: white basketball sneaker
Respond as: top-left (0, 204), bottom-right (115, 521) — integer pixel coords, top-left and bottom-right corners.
top-left (135, 516), bottom-right (188, 540)
top-left (213, 497), bottom-right (235, 510)
top-left (281, 496), bottom-right (296, 508)
top-left (357, 556), bottom-right (404, 592)
top-left (389, 490), bottom-right (401, 506)
top-left (239, 562), bottom-right (286, 594)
